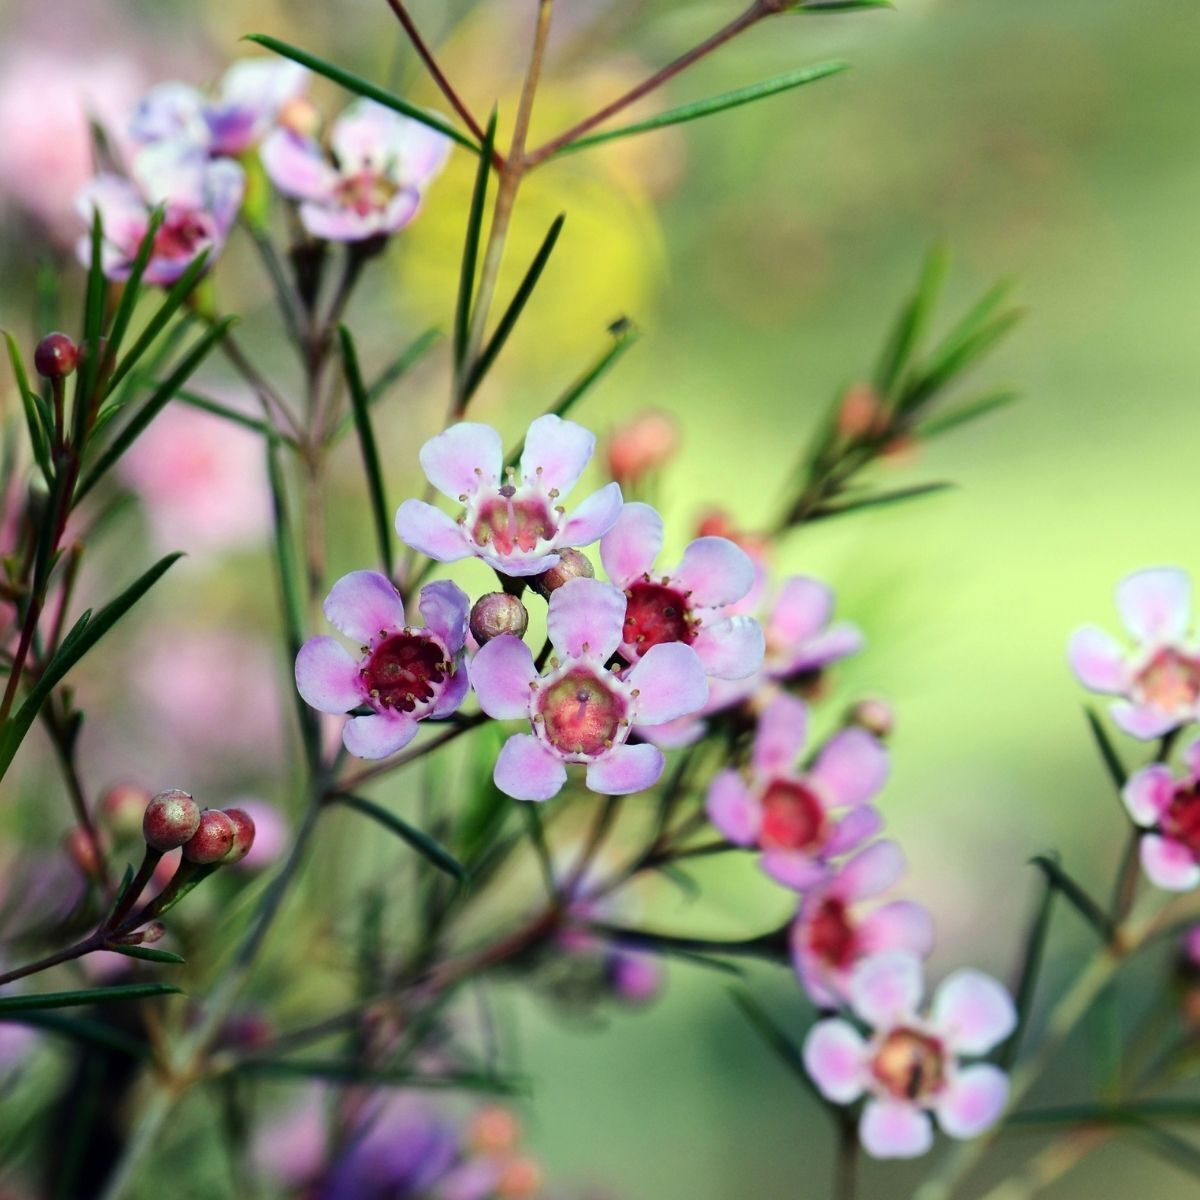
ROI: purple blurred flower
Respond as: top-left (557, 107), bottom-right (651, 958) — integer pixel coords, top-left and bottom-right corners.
top-left (1121, 741), bottom-right (1200, 891)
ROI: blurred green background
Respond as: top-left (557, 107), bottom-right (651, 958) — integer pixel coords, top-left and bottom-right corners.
top-left (2, 0), bottom-right (1199, 1196)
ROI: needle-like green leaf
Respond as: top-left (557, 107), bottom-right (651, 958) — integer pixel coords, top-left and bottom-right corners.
top-left (108, 945), bottom-right (186, 965)
top-left (455, 111), bottom-right (498, 372)
top-left (1030, 854), bottom-right (1115, 943)
top-left (104, 207), bottom-right (166, 367)
top-left (4, 332), bottom-right (53, 482)
top-left (874, 245), bottom-right (949, 397)
top-left (0, 983), bottom-right (182, 1013)
top-left (335, 793), bottom-right (468, 884)
top-left (1084, 706), bottom-right (1129, 791)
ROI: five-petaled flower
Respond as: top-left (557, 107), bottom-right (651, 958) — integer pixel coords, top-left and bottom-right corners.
top-left (396, 416), bottom-right (624, 579)
top-left (1069, 567), bottom-right (1200, 739)
top-left (470, 577), bottom-right (707, 800)
top-left (295, 571), bottom-right (469, 759)
top-left (261, 98), bottom-right (449, 241)
top-left (706, 692), bottom-right (890, 889)
top-left (1121, 741), bottom-right (1200, 891)
top-left (804, 951), bottom-right (1015, 1158)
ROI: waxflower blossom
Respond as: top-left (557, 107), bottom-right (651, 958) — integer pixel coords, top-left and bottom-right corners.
top-left (1069, 567), bottom-right (1200, 739)
top-left (295, 571), bottom-right (470, 759)
top-left (706, 691), bottom-right (890, 889)
top-left (75, 142), bottom-right (244, 283)
top-left (470, 577), bottom-right (708, 800)
top-left (261, 98), bottom-right (449, 241)
top-left (1121, 740), bottom-right (1200, 890)
top-left (130, 59), bottom-right (309, 156)
top-left (804, 952), bottom-right (1015, 1158)
top-left (396, 416), bottom-right (624, 579)
top-left (600, 501), bottom-right (763, 679)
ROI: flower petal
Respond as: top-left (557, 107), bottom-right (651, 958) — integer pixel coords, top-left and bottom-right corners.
top-left (850, 951), bottom-right (924, 1028)
top-left (803, 1019), bottom-right (868, 1104)
top-left (761, 851), bottom-right (830, 891)
top-left (430, 663), bottom-right (470, 719)
top-left (418, 580), bottom-right (469, 652)
top-left (627, 642), bottom-right (709, 726)
top-left (1140, 834), bottom-right (1200, 891)
top-left (858, 901), bottom-right (936, 959)
top-left (1122, 764), bottom-right (1175, 827)
top-left (331, 99), bottom-right (405, 170)
top-left (935, 1064), bottom-right (1009, 1140)
top-left (1067, 626), bottom-right (1129, 693)
top-left (323, 570), bottom-right (407, 643)
top-left (599, 502), bottom-right (664, 586)
top-left (705, 770), bottom-right (760, 846)
top-left (520, 414), bottom-right (595, 497)
top-left (342, 711), bottom-right (419, 759)
top-left (777, 623), bottom-right (865, 676)
top-left (1110, 700), bottom-right (1182, 740)
top-left (931, 970), bottom-right (1016, 1054)
top-left (834, 838), bottom-right (904, 899)
top-left (769, 577), bottom-right (834, 644)
top-left (558, 482), bottom-right (624, 549)
top-left (672, 537), bottom-right (755, 609)
top-left (809, 729), bottom-right (889, 808)
top-left (751, 692), bottom-right (809, 776)
top-left (295, 636), bottom-right (362, 714)
top-left (1116, 567), bottom-right (1191, 642)
top-left (824, 807), bottom-right (885, 858)
top-left (860, 1101), bottom-right (934, 1159)
top-left (585, 743), bottom-right (664, 795)
top-left (204, 158), bottom-right (246, 235)
top-left (693, 615), bottom-right (765, 681)
top-left (419, 422), bottom-right (504, 501)
top-left (494, 734), bottom-right (567, 802)
top-left (548, 577), bottom-right (627, 661)
top-left (395, 500), bottom-right (473, 563)
top-left (469, 635), bottom-right (536, 720)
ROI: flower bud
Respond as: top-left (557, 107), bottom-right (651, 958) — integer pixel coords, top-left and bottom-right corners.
top-left (181, 809), bottom-right (236, 864)
top-left (607, 950), bottom-right (664, 1005)
top-left (33, 332), bottom-right (78, 379)
top-left (143, 789), bottom-right (202, 852)
top-left (278, 96), bottom-right (321, 138)
top-left (469, 1106), bottom-right (521, 1155)
top-left (529, 548), bottom-right (594, 600)
top-left (470, 592), bottom-right (529, 645)
top-left (497, 1156), bottom-right (543, 1199)
top-left (140, 921), bottom-right (167, 944)
top-left (101, 782), bottom-right (152, 839)
top-left (606, 410), bottom-right (679, 484)
top-left (221, 808), bottom-right (257, 865)
top-left (836, 383), bottom-right (887, 440)
top-left (845, 697), bottom-right (895, 740)
top-left (63, 826), bottom-right (106, 880)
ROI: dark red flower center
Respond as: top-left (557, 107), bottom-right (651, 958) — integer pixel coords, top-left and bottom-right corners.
top-left (622, 581), bottom-right (694, 655)
top-left (360, 632), bottom-right (448, 712)
top-left (1135, 647), bottom-right (1200, 712)
top-left (872, 1028), bottom-right (946, 1102)
top-left (473, 492), bottom-right (557, 557)
top-left (806, 896), bottom-right (858, 969)
top-left (537, 667), bottom-right (626, 758)
top-left (154, 209), bottom-right (210, 259)
top-left (1164, 784), bottom-right (1200, 860)
top-left (759, 779), bottom-right (826, 852)
top-left (336, 169), bottom-right (399, 216)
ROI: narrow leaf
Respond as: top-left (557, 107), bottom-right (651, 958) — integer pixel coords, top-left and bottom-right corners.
top-left (108, 945), bottom-right (186, 965)
top-left (1029, 854), bottom-right (1114, 943)
top-left (1084, 707), bottom-right (1128, 791)
top-left (173, 388), bottom-right (285, 440)
top-left (730, 989), bottom-right (825, 1104)
top-left (455, 111), bottom-right (497, 371)
top-left (902, 309), bottom-right (1022, 412)
top-left (329, 327), bottom-right (442, 444)
top-left (236, 1057), bottom-right (525, 1093)
top-left (4, 332), bottom-right (53, 481)
top-left (335, 793), bottom-right (467, 883)
top-left (808, 480), bottom-right (954, 520)
top-left (918, 389), bottom-right (1019, 439)
top-left (0, 983), bottom-right (182, 1013)
top-left (104, 207), bottom-right (166, 365)
top-left (874, 245), bottom-right (949, 396)
top-left (997, 866), bottom-right (1056, 1069)
top-left (790, 0), bottom-right (893, 10)
top-left (8, 1010), bottom-right (149, 1059)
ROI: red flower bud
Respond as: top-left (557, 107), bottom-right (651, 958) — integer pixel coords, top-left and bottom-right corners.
top-left (143, 790), bottom-right (202, 852)
top-left (529, 547), bottom-right (594, 600)
top-left (101, 782), bottom-right (153, 838)
top-left (469, 1106), bottom-right (521, 1154)
top-left (221, 808), bottom-right (257, 865)
top-left (63, 826), bottom-right (106, 880)
top-left (33, 332), bottom-right (78, 379)
top-left (470, 592), bottom-right (529, 645)
top-left (845, 697), bottom-right (895, 739)
top-left (182, 809), bottom-right (237, 864)
top-left (606, 410), bottom-right (679, 484)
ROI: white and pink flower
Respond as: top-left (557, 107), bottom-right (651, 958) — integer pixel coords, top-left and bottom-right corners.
top-left (759, 575), bottom-right (864, 682)
top-left (1121, 742), bottom-right (1200, 891)
top-left (396, 416), bottom-right (623, 579)
top-left (1069, 567), bottom-right (1200, 739)
top-left (261, 98), bottom-right (448, 242)
top-left (804, 952), bottom-right (1015, 1158)
top-left (295, 572), bottom-right (470, 759)
top-left (706, 692), bottom-right (890, 889)
top-left (470, 577), bottom-right (707, 800)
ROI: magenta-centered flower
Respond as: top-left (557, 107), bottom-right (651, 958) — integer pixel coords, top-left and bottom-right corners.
top-left (471, 578), bottom-right (707, 800)
top-left (1121, 741), bottom-right (1200, 891)
top-left (706, 692), bottom-right (890, 889)
top-left (261, 99), bottom-right (448, 241)
top-left (1069, 567), bottom-right (1200, 739)
top-left (804, 952), bottom-right (1015, 1158)
top-left (76, 142), bottom-right (243, 284)
top-left (396, 416), bottom-right (623, 579)
top-left (295, 572), bottom-right (469, 759)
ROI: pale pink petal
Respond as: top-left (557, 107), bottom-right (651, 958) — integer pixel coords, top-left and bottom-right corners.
top-left (778, 623), bottom-right (866, 675)
top-left (850, 951), bottom-right (923, 1027)
top-left (323, 570), bottom-right (406, 643)
top-left (387, 117), bottom-right (452, 187)
top-left (599, 502), bottom-right (663, 586)
top-left (418, 422), bottom-right (504, 500)
top-left (494, 734), bottom-right (567, 802)
top-left (430, 663), bottom-right (470, 719)
top-left (1140, 834), bottom-right (1200, 891)
top-left (373, 187), bottom-right (421, 236)
top-left (131, 141), bottom-right (206, 207)
top-left (672, 537), bottom-right (755, 609)
top-left (627, 642), bottom-right (709, 726)
top-left (705, 770), bottom-right (760, 846)
top-left (520, 414), bottom-right (595, 497)
top-left (804, 1019), bottom-right (868, 1103)
top-left (204, 159), bottom-right (246, 236)
top-left (935, 1065), bottom-right (1009, 1139)
top-left (220, 58), bottom-right (308, 112)
top-left (751, 692), bottom-right (809, 776)
top-left (297, 199), bottom-right (392, 242)
top-left (469, 635), bottom-right (536, 720)
top-left (769, 577), bottom-right (834, 644)
top-left (331, 100), bottom-right (403, 169)
top-left (558, 483), bottom-right (624, 548)
top-left (761, 851), bottom-right (830, 891)
top-left (835, 839), bottom-right (904, 899)
top-left (294, 637), bottom-right (363, 714)
top-left (586, 743), bottom-right (664, 795)
top-left (1110, 700), bottom-right (1181, 740)
top-left (692, 615), bottom-right (765, 681)
top-left (548, 577), bottom-right (626, 661)
top-left (75, 174), bottom-right (147, 249)
top-left (1116, 567), bottom-right (1191, 643)
top-left (418, 580), bottom-right (469, 652)
top-left (129, 81), bottom-right (206, 145)
top-left (931, 970), bottom-right (1016, 1054)
top-left (1121, 764), bottom-right (1175, 827)
top-left (342, 711), bottom-right (419, 759)
top-left (1066, 626), bottom-right (1129, 693)
top-left (860, 1101), bottom-right (933, 1159)
top-left (858, 901), bottom-right (936, 959)
top-left (479, 546), bottom-right (561, 578)
top-left (809, 729), bottom-right (889, 808)
top-left (395, 500), bottom-right (473, 563)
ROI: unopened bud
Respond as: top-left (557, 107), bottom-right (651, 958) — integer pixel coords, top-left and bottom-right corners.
top-left (181, 809), bottom-right (236, 864)
top-left (140, 921), bottom-right (166, 944)
top-left (606, 410), bottom-right (679, 484)
top-left (470, 592), bottom-right (529, 645)
top-left (277, 96), bottom-right (321, 138)
top-left (497, 1156), bottom-right (543, 1199)
top-left (836, 383), bottom-right (887, 440)
top-left (63, 826), bottom-right (106, 880)
top-left (845, 697), bottom-right (894, 740)
top-left (34, 332), bottom-right (78, 379)
top-left (221, 808), bottom-right (257, 864)
top-left (529, 548), bottom-right (594, 600)
top-left (143, 790), bottom-right (201, 852)
top-left (101, 782), bottom-right (152, 838)
top-left (469, 1106), bottom-right (521, 1155)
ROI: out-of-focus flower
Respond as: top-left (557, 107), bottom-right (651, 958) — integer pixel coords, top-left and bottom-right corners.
top-left (262, 99), bottom-right (449, 241)
top-left (804, 952), bottom-right (1015, 1158)
top-left (0, 1023), bottom-right (38, 1075)
top-left (606, 947), bottom-right (665, 1004)
top-left (471, 577), bottom-right (707, 800)
top-left (118, 399), bottom-right (271, 553)
top-left (253, 1087), bottom-right (328, 1189)
top-left (1069, 567), bottom-right (1200, 739)
top-left (130, 59), bottom-right (308, 156)
top-left (227, 799), bottom-right (288, 870)
top-left (1121, 742), bottom-right (1200, 890)
top-left (605, 410), bottom-right (680, 486)
top-left (706, 692), bottom-right (890, 889)
top-left (600, 502), bottom-right (763, 679)
top-left (396, 416), bottom-right (623, 579)
top-left (75, 142), bottom-right (243, 283)
top-left (296, 572), bottom-right (470, 759)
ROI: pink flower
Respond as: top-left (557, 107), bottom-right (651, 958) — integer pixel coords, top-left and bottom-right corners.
top-left (130, 59), bottom-right (308, 156)
top-left (1121, 742), bottom-right (1200, 891)
top-left (804, 952), bottom-right (1015, 1158)
top-left (706, 692), bottom-right (890, 889)
top-left (791, 852), bottom-right (934, 1008)
top-left (605, 410), bottom-right (680, 486)
top-left (261, 98), bottom-right (449, 241)
top-left (600, 502), bottom-right (763, 679)
top-left (470, 577), bottom-right (708, 800)
top-left (396, 416), bottom-right (624, 579)
top-left (1068, 567), bottom-right (1200, 739)
top-left (296, 572), bottom-right (470, 759)
top-left (75, 142), bottom-right (243, 283)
